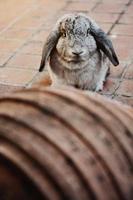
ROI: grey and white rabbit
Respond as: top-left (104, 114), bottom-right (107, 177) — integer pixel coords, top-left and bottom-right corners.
top-left (39, 13), bottom-right (119, 91)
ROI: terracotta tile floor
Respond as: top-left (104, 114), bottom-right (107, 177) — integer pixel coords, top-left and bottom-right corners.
top-left (0, 0), bottom-right (133, 106)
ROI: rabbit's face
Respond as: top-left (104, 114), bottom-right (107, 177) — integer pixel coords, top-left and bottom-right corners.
top-left (39, 13), bottom-right (119, 72)
top-left (56, 15), bottom-right (97, 63)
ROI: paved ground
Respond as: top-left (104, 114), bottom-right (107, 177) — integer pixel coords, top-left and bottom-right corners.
top-left (0, 0), bottom-right (133, 106)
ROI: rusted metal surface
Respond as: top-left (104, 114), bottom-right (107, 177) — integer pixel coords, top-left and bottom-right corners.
top-left (0, 86), bottom-right (133, 200)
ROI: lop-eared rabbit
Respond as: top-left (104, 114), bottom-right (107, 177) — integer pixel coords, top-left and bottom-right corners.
top-left (39, 13), bottom-right (119, 91)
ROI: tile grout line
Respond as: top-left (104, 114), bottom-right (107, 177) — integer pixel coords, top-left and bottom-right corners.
top-left (111, 58), bottom-right (133, 98)
top-left (0, 4), bottom-right (41, 36)
top-left (0, 4), bottom-right (44, 68)
top-left (0, 1), bottom-right (69, 69)
top-left (108, 0), bottom-right (133, 35)
top-left (107, 0), bottom-right (133, 99)
top-left (91, 0), bottom-right (103, 12)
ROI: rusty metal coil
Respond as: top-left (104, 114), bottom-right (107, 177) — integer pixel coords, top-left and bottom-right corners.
top-left (0, 87), bottom-right (133, 200)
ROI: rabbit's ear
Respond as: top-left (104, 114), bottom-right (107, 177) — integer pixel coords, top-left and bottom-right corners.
top-left (90, 25), bottom-right (119, 66)
top-left (39, 27), bottom-right (60, 72)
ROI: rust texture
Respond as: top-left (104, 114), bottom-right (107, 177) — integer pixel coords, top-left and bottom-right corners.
top-left (0, 87), bottom-right (133, 200)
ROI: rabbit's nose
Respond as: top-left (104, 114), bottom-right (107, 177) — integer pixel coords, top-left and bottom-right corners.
top-left (72, 51), bottom-right (83, 56)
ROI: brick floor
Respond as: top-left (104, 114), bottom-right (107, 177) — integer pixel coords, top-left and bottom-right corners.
top-left (0, 0), bottom-right (133, 106)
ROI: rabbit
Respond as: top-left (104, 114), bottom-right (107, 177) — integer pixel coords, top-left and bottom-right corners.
top-left (39, 13), bottom-right (119, 91)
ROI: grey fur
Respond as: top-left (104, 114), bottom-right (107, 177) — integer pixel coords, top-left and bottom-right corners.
top-left (39, 13), bottom-right (119, 91)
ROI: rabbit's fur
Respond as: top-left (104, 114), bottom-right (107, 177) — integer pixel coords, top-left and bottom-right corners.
top-left (39, 13), bottom-right (119, 91)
